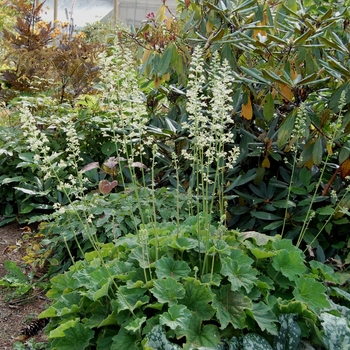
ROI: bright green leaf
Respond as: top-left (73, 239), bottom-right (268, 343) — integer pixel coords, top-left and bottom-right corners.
top-left (51, 323), bottom-right (94, 350)
top-left (293, 277), bottom-right (330, 312)
top-left (154, 257), bottom-right (191, 280)
top-left (151, 277), bottom-right (185, 304)
top-left (159, 304), bottom-right (191, 330)
top-left (272, 250), bottom-right (306, 281)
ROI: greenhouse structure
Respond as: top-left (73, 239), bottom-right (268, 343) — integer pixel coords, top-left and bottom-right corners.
top-left (40, 0), bottom-right (177, 28)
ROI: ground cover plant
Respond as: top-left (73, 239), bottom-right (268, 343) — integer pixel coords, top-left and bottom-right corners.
top-left (0, 0), bottom-right (349, 349)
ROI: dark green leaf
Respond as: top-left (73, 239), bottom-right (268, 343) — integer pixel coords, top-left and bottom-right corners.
top-left (212, 285), bottom-right (251, 329)
top-left (181, 278), bottom-right (215, 320)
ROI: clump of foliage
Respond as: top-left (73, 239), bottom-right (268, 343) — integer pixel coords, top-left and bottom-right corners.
top-left (0, 0), bottom-right (103, 103)
top-left (39, 219), bottom-right (349, 349)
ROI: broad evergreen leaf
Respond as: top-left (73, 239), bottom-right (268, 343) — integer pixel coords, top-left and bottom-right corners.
top-left (154, 257), bottom-right (191, 280)
top-left (293, 277), bottom-right (330, 312)
top-left (159, 304), bottom-right (191, 330)
top-left (111, 328), bottom-right (140, 350)
top-left (151, 277), bottom-right (185, 304)
top-left (246, 302), bottom-right (278, 335)
top-left (221, 252), bottom-right (258, 293)
top-left (212, 285), bottom-right (251, 329)
top-left (320, 313), bottom-right (350, 350)
top-left (180, 278), bottom-right (215, 320)
top-left (274, 314), bottom-right (301, 350)
top-left (50, 323), bottom-right (94, 350)
top-left (272, 250), bottom-right (306, 281)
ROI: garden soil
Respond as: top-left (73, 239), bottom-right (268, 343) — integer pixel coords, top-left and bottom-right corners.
top-left (0, 223), bottom-right (49, 349)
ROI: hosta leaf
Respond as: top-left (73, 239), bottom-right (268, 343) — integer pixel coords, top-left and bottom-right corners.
top-left (50, 323), bottom-right (94, 350)
top-left (159, 304), bottom-right (191, 330)
top-left (221, 252), bottom-right (258, 293)
top-left (293, 277), bottom-right (330, 312)
top-left (272, 250), bottom-right (307, 281)
top-left (212, 285), bottom-right (251, 329)
top-left (181, 278), bottom-right (215, 320)
top-left (246, 302), bottom-right (278, 335)
top-left (151, 277), bottom-right (185, 304)
top-left (154, 257), bottom-right (191, 280)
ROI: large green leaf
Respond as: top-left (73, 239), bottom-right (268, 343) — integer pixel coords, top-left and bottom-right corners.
top-left (180, 278), bottom-right (215, 320)
top-left (154, 257), bottom-right (191, 280)
top-left (212, 285), bottom-right (251, 329)
top-left (151, 277), bottom-right (185, 305)
top-left (117, 286), bottom-right (149, 312)
top-left (246, 302), bottom-right (278, 335)
top-left (293, 277), bottom-right (330, 312)
top-left (221, 251), bottom-right (258, 293)
top-left (159, 304), bottom-right (192, 330)
top-left (50, 323), bottom-right (94, 350)
top-left (111, 328), bottom-right (140, 350)
top-left (177, 314), bottom-right (220, 349)
top-left (272, 250), bottom-right (307, 281)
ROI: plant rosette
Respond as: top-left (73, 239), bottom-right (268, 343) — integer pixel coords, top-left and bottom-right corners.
top-left (39, 215), bottom-right (348, 349)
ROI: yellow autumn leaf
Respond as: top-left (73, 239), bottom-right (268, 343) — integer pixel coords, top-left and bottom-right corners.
top-left (156, 5), bottom-right (167, 22)
top-left (241, 95), bottom-right (253, 120)
top-left (340, 158), bottom-right (350, 180)
top-left (326, 142), bottom-right (333, 155)
top-left (142, 49), bottom-right (151, 64)
top-left (262, 156), bottom-right (270, 168)
top-left (279, 83), bottom-right (293, 102)
top-left (154, 74), bottom-right (161, 88)
top-left (162, 72), bottom-right (171, 81)
top-left (206, 21), bottom-right (214, 34)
